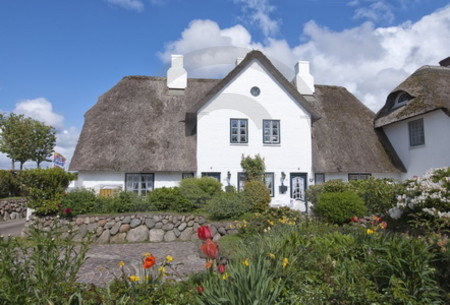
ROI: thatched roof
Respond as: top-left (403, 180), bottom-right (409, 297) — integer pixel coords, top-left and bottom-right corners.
top-left (311, 85), bottom-right (406, 173)
top-left (69, 76), bottom-right (219, 172)
top-left (188, 50), bottom-right (321, 122)
top-left (375, 65), bottom-right (450, 128)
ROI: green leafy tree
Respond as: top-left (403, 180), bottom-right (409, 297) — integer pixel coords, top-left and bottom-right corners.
top-left (0, 113), bottom-right (56, 169)
top-left (0, 113), bottom-right (34, 170)
top-left (240, 154), bottom-right (265, 182)
top-left (30, 120), bottom-right (56, 168)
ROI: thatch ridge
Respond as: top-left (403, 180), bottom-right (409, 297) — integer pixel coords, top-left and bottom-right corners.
top-left (311, 85), bottom-right (405, 173)
top-left (188, 50), bottom-right (321, 122)
top-left (375, 65), bottom-right (450, 127)
top-left (69, 77), bottom-right (219, 172)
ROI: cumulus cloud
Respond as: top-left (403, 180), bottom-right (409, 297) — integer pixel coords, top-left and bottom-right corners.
top-left (106, 0), bottom-right (144, 11)
top-left (234, 0), bottom-right (280, 37)
top-left (159, 5), bottom-right (450, 111)
top-left (0, 98), bottom-right (80, 169)
top-left (14, 98), bottom-right (64, 129)
top-left (348, 0), bottom-right (395, 24)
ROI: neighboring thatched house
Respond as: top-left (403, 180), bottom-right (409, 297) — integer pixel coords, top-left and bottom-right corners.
top-left (375, 57), bottom-right (450, 179)
top-left (70, 51), bottom-right (447, 210)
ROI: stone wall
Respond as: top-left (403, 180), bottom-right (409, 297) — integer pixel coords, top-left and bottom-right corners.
top-left (26, 213), bottom-right (237, 243)
top-left (0, 198), bottom-right (27, 221)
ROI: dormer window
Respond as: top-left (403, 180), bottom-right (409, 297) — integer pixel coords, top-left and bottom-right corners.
top-left (393, 92), bottom-right (410, 109)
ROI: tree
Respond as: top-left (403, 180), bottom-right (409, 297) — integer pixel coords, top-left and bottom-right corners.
top-left (0, 113), bottom-right (56, 169)
top-left (240, 154), bottom-right (265, 182)
top-left (0, 113), bottom-right (34, 170)
top-left (30, 120), bottom-right (56, 168)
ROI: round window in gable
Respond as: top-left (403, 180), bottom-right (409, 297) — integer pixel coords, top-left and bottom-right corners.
top-left (250, 86), bottom-right (260, 97)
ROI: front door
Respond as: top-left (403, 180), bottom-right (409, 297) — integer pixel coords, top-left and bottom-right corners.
top-left (290, 173), bottom-right (308, 211)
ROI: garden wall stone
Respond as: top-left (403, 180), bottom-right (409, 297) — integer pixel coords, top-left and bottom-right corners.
top-left (0, 198), bottom-right (27, 221)
top-left (25, 213), bottom-right (238, 244)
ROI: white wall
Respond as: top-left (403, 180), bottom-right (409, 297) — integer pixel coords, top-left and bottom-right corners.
top-left (196, 60), bottom-right (313, 211)
top-left (74, 171), bottom-right (187, 192)
top-left (383, 110), bottom-right (450, 179)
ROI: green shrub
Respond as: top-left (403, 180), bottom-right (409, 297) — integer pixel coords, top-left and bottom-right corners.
top-left (60, 188), bottom-right (97, 215)
top-left (207, 192), bottom-right (248, 220)
top-left (16, 168), bottom-right (77, 215)
top-left (242, 180), bottom-right (271, 212)
top-left (225, 185), bottom-right (237, 193)
top-left (240, 154), bottom-right (265, 181)
top-left (179, 177), bottom-right (222, 206)
top-left (0, 170), bottom-right (20, 198)
top-left (197, 254), bottom-right (284, 305)
top-left (349, 177), bottom-right (402, 215)
top-left (92, 191), bottom-right (142, 214)
top-left (147, 187), bottom-right (194, 212)
top-left (313, 191), bottom-right (367, 224)
top-left (306, 179), bottom-right (349, 205)
top-left (0, 218), bottom-right (91, 304)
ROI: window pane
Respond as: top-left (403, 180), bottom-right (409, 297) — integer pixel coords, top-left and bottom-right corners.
top-left (231, 120), bottom-right (238, 128)
top-left (409, 119), bottom-right (424, 146)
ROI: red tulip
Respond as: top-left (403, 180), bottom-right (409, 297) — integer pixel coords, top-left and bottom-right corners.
top-left (351, 216), bottom-right (359, 223)
top-left (201, 239), bottom-right (219, 259)
top-left (218, 264), bottom-right (226, 274)
top-left (197, 285), bottom-right (204, 294)
top-left (197, 226), bottom-right (212, 240)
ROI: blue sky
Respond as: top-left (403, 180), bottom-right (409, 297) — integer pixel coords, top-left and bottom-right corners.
top-left (1, 0), bottom-right (449, 169)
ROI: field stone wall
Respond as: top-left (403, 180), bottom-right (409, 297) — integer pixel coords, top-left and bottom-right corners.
top-left (0, 198), bottom-right (27, 221)
top-left (26, 213), bottom-right (237, 243)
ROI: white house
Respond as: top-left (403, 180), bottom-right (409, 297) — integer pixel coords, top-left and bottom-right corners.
top-left (69, 51), bottom-right (448, 211)
top-left (374, 57), bottom-right (450, 179)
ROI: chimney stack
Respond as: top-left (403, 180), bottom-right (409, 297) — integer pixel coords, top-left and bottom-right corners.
top-left (167, 55), bottom-right (187, 92)
top-left (294, 61), bottom-right (315, 95)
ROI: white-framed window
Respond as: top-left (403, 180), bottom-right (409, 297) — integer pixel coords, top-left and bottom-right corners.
top-left (125, 173), bottom-right (154, 196)
top-left (393, 92), bottom-right (410, 109)
top-left (237, 172), bottom-right (274, 196)
top-left (230, 119), bottom-right (248, 143)
top-left (264, 173), bottom-right (275, 197)
top-left (201, 172), bottom-right (221, 182)
top-left (263, 120), bottom-right (280, 144)
top-left (315, 173), bottom-right (325, 185)
top-left (408, 118), bottom-right (425, 147)
top-left (348, 173), bottom-right (371, 181)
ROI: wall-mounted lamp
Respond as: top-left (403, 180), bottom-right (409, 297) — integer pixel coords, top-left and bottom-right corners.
top-left (227, 171), bottom-right (231, 186)
top-left (281, 172), bottom-right (286, 186)
top-left (279, 171), bottom-right (287, 194)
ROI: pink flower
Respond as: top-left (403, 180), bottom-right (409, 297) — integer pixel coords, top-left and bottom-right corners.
top-left (218, 264), bottom-right (226, 274)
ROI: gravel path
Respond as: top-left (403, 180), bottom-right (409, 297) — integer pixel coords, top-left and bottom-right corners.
top-left (77, 241), bottom-right (204, 286)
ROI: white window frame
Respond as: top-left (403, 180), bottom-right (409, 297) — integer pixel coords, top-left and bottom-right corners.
top-left (263, 120), bottom-right (280, 144)
top-left (125, 173), bottom-right (154, 196)
top-left (230, 119), bottom-right (248, 143)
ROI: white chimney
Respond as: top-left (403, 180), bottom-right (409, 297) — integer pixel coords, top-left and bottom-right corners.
top-left (167, 54), bottom-right (187, 91)
top-left (235, 57), bottom-right (244, 66)
top-left (294, 61), bottom-right (315, 95)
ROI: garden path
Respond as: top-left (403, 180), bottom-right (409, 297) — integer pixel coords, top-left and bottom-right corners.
top-left (77, 241), bottom-right (204, 286)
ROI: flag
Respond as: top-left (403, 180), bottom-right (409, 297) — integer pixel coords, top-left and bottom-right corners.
top-left (53, 152), bottom-right (66, 169)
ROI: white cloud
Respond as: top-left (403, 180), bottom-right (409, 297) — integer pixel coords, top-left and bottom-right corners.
top-left (106, 0), bottom-right (144, 11)
top-left (159, 5), bottom-right (450, 112)
top-left (14, 98), bottom-right (64, 129)
top-left (234, 0), bottom-right (280, 37)
top-left (353, 1), bottom-right (395, 24)
top-left (0, 98), bottom-right (80, 169)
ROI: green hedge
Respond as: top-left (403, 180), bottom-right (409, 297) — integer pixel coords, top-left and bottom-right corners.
top-left (313, 191), bottom-right (367, 224)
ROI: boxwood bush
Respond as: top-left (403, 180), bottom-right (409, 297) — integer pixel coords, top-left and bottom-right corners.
top-left (313, 191), bottom-right (367, 224)
top-left (179, 177), bottom-right (222, 206)
top-left (242, 180), bottom-right (271, 212)
top-left (0, 170), bottom-right (20, 198)
top-left (207, 192), bottom-right (248, 220)
top-left (147, 187), bottom-right (194, 212)
top-left (60, 188), bottom-right (97, 215)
